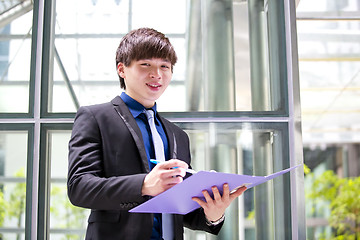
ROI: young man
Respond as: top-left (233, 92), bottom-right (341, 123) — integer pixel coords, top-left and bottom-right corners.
top-left (67, 28), bottom-right (246, 240)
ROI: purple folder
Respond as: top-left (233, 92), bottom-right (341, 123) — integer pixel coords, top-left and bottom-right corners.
top-left (129, 164), bottom-right (301, 215)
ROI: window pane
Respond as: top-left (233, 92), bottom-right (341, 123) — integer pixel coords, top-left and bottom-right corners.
top-left (0, 9), bottom-right (33, 113)
top-left (52, 38), bottom-right (121, 112)
top-left (297, 0), bottom-right (359, 12)
top-left (50, 0), bottom-right (288, 113)
top-left (44, 122), bottom-right (293, 240)
top-left (132, 0), bottom-right (186, 33)
top-left (48, 130), bottom-right (88, 239)
top-left (297, 0), bottom-right (360, 238)
top-left (297, 19), bottom-right (360, 143)
top-left (175, 121), bottom-right (291, 239)
top-left (0, 131), bottom-right (28, 237)
top-left (51, 0), bottom-right (130, 113)
top-left (55, 0), bottom-right (129, 34)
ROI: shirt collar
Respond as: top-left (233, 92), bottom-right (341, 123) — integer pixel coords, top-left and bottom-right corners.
top-left (120, 92), bottom-right (158, 119)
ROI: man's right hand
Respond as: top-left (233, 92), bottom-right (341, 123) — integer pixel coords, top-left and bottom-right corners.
top-left (141, 159), bottom-right (188, 196)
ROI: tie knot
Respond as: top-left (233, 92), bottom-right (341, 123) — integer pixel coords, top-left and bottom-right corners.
top-left (145, 109), bottom-right (154, 120)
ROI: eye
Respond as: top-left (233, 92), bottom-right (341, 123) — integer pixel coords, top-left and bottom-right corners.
top-left (161, 64), bottom-right (171, 69)
top-left (140, 63), bottom-right (150, 66)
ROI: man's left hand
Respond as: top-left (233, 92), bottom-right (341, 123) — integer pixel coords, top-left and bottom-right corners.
top-left (192, 183), bottom-right (247, 222)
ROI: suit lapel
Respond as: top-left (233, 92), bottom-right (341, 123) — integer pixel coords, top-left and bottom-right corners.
top-left (111, 96), bottom-right (150, 172)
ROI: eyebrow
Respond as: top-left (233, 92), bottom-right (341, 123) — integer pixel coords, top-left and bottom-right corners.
top-left (141, 58), bottom-right (170, 63)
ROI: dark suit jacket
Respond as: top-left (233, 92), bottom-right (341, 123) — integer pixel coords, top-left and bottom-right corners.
top-left (67, 96), bottom-right (223, 240)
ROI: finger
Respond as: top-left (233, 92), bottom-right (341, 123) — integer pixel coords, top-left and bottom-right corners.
top-left (171, 167), bottom-right (186, 177)
top-left (160, 173), bottom-right (184, 187)
top-left (211, 186), bottom-right (222, 202)
top-left (222, 183), bottom-right (230, 195)
top-left (166, 159), bottom-right (189, 169)
top-left (155, 162), bottom-right (186, 177)
top-left (161, 167), bottom-right (186, 179)
top-left (192, 197), bottom-right (206, 208)
top-left (221, 183), bottom-right (230, 201)
top-left (167, 176), bottom-right (184, 185)
top-left (230, 186), bottom-right (247, 200)
top-left (201, 190), bottom-right (213, 203)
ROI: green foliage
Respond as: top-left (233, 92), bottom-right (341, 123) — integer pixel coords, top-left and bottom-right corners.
top-left (50, 185), bottom-right (87, 240)
top-left (307, 170), bottom-right (360, 239)
top-left (303, 164), bottom-right (311, 175)
top-left (7, 168), bottom-right (26, 226)
top-left (0, 168), bottom-right (87, 240)
top-left (0, 190), bottom-right (7, 226)
top-left (0, 189), bottom-right (7, 239)
top-left (0, 168), bottom-right (26, 240)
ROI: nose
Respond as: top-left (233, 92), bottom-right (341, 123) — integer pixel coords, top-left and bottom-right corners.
top-left (149, 67), bottom-right (161, 79)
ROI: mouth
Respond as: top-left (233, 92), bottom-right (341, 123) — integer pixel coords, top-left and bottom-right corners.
top-left (146, 83), bottom-right (162, 88)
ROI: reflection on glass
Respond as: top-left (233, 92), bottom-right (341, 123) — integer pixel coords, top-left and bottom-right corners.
top-left (48, 131), bottom-right (88, 239)
top-left (297, 1), bottom-right (360, 238)
top-left (0, 9), bottom-right (32, 113)
top-left (55, 0), bottom-right (129, 34)
top-left (51, 0), bottom-right (288, 113)
top-left (297, 18), bottom-right (360, 142)
top-left (0, 131), bottom-right (27, 237)
top-left (44, 122), bottom-right (292, 240)
top-left (297, 0), bottom-right (359, 12)
top-left (132, 0), bottom-right (186, 33)
top-left (53, 0), bottom-right (188, 113)
top-left (53, 38), bottom-right (121, 112)
top-left (175, 121), bottom-right (291, 240)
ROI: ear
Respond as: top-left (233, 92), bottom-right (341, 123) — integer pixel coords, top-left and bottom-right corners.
top-left (117, 62), bottom-right (125, 78)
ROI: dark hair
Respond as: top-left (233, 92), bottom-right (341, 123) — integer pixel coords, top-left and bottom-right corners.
top-left (115, 28), bottom-right (178, 89)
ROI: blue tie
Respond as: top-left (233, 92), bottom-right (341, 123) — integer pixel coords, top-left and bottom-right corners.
top-left (145, 110), bottom-right (174, 240)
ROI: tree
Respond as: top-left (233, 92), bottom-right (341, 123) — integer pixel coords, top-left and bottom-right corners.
top-left (307, 170), bottom-right (360, 239)
top-left (1, 167), bottom-right (87, 240)
top-left (50, 185), bottom-right (87, 240)
top-left (6, 168), bottom-right (26, 240)
top-left (0, 190), bottom-right (7, 239)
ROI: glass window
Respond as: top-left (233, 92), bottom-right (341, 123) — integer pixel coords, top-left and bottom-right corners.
top-left (51, 0), bottom-right (130, 113)
top-left (42, 121), bottom-right (294, 240)
top-left (0, 0), bottom-right (302, 239)
top-left (176, 121), bottom-right (291, 239)
top-left (297, 0), bottom-right (359, 12)
top-left (0, 8), bottom-right (33, 114)
top-left (132, 0), bottom-right (186, 33)
top-left (55, 0), bottom-right (129, 34)
top-left (297, 0), bottom-right (360, 239)
top-left (47, 130), bottom-right (89, 239)
top-left (49, 0), bottom-right (288, 113)
top-left (0, 130), bottom-right (28, 239)
top-left (297, 18), bottom-right (360, 143)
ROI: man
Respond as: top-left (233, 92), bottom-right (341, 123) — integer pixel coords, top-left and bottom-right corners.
top-left (67, 27), bottom-right (246, 240)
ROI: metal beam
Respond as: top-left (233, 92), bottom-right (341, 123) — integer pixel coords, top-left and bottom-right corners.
top-left (0, 0), bottom-right (33, 29)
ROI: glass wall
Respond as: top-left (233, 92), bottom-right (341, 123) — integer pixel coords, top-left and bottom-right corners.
top-left (181, 121), bottom-right (291, 239)
top-left (46, 128), bottom-right (89, 239)
top-left (50, 0), bottom-right (289, 113)
top-left (0, 2), bottom-right (33, 115)
top-left (0, 124), bottom-right (33, 239)
top-left (296, 0), bottom-right (360, 239)
top-left (0, 0), bottom-right (304, 239)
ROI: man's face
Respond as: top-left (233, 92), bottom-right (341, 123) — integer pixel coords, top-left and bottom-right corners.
top-left (117, 58), bottom-right (173, 108)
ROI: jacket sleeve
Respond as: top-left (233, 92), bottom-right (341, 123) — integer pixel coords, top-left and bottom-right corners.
top-left (183, 207), bottom-right (224, 235)
top-left (67, 106), bottom-right (149, 211)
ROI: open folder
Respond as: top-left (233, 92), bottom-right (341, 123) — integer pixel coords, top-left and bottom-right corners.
top-left (129, 164), bottom-right (302, 215)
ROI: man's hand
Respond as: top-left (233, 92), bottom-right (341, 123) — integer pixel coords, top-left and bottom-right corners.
top-left (141, 159), bottom-right (189, 197)
top-left (192, 184), bottom-right (247, 222)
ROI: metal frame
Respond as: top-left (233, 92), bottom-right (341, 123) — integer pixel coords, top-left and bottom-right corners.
top-left (0, 123), bottom-right (34, 240)
top-left (0, 0), bottom-right (305, 239)
top-left (283, 0), bottom-right (305, 239)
